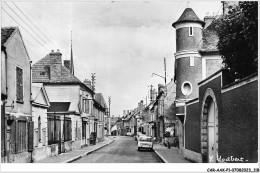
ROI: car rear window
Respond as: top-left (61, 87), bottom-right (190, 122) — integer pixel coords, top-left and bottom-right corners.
top-left (139, 138), bottom-right (151, 142)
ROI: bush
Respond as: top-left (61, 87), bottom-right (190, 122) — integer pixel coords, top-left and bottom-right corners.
top-left (215, 1), bottom-right (258, 79)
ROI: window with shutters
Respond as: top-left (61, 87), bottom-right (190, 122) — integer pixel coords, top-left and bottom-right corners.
top-left (16, 67), bottom-right (23, 102)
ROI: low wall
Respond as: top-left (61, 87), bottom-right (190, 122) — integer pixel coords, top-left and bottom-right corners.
top-left (184, 148), bottom-right (202, 163)
top-left (9, 151), bottom-right (31, 163)
top-left (32, 144), bottom-right (58, 162)
top-left (63, 141), bottom-right (73, 153)
top-left (72, 140), bottom-right (81, 150)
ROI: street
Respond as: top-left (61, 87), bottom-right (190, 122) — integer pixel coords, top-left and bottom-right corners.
top-left (72, 136), bottom-right (163, 163)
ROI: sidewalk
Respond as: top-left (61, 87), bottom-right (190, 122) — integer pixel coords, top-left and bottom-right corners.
top-left (153, 143), bottom-right (191, 163)
top-left (36, 137), bottom-right (114, 163)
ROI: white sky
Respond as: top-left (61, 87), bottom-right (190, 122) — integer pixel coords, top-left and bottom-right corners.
top-left (1, 0), bottom-right (222, 117)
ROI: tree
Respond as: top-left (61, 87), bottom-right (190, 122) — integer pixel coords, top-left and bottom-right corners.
top-left (215, 1), bottom-right (258, 79)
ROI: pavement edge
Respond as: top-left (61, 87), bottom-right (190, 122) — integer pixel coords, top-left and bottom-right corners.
top-left (153, 149), bottom-right (168, 163)
top-left (64, 137), bottom-right (115, 163)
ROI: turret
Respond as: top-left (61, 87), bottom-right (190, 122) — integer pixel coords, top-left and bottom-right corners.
top-left (172, 8), bottom-right (205, 101)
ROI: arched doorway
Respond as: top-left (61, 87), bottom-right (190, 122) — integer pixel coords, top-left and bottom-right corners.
top-left (201, 88), bottom-right (218, 163)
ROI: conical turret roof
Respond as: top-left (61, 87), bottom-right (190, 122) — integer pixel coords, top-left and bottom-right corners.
top-left (172, 8), bottom-right (205, 28)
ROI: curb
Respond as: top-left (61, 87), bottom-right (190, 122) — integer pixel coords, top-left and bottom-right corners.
top-left (86, 138), bottom-right (115, 155)
top-left (64, 138), bottom-right (115, 163)
top-left (153, 149), bottom-right (168, 163)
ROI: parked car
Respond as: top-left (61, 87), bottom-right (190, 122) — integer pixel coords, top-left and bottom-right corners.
top-left (136, 132), bottom-right (146, 142)
top-left (137, 136), bottom-right (153, 151)
top-left (126, 132), bottom-right (131, 136)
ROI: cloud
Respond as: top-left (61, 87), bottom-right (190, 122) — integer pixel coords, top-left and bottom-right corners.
top-left (2, 1), bottom-right (222, 116)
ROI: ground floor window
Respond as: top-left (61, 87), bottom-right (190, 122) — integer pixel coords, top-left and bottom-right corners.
top-left (48, 116), bottom-right (61, 145)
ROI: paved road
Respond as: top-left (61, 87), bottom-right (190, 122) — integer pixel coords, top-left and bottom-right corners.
top-left (73, 136), bottom-right (163, 163)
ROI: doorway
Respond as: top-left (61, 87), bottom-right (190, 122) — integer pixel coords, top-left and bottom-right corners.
top-left (207, 101), bottom-right (216, 163)
top-left (201, 88), bottom-right (218, 163)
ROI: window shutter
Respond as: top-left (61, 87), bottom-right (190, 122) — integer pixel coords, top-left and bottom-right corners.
top-left (28, 121), bottom-right (34, 152)
top-left (38, 117), bottom-right (41, 142)
top-left (16, 67), bottom-right (23, 101)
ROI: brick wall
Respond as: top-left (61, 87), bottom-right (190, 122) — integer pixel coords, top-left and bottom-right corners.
top-left (185, 101), bottom-right (200, 153)
top-left (220, 80), bottom-right (258, 163)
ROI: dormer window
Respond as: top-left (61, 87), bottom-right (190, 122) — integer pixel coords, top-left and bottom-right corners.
top-left (189, 27), bottom-right (193, 36)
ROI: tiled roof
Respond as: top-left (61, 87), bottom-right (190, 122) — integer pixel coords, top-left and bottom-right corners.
top-left (32, 54), bottom-right (82, 84)
top-left (48, 102), bottom-right (71, 112)
top-left (1, 27), bottom-right (17, 45)
top-left (199, 20), bottom-right (219, 53)
top-left (94, 93), bottom-right (106, 108)
top-left (172, 8), bottom-right (205, 27)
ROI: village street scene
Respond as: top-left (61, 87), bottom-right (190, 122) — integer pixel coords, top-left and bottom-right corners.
top-left (0, 0), bottom-right (258, 172)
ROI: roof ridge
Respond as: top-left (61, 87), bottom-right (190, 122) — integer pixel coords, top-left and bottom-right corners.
top-left (172, 7), bottom-right (205, 27)
top-left (61, 65), bottom-right (81, 82)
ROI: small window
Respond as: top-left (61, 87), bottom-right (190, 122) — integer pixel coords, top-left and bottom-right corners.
top-left (190, 56), bottom-right (194, 66)
top-left (16, 67), bottom-right (23, 102)
top-left (189, 27), bottom-right (193, 36)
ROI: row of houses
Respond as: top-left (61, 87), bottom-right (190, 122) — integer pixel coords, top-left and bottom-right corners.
top-left (1, 27), bottom-right (108, 163)
top-left (115, 4), bottom-right (258, 163)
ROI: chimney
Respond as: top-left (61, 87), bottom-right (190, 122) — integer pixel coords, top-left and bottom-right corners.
top-left (49, 50), bottom-right (62, 82)
top-left (140, 100), bottom-right (144, 109)
top-left (84, 79), bottom-right (92, 89)
top-left (123, 110), bottom-right (126, 117)
top-left (204, 15), bottom-right (215, 29)
top-left (64, 60), bottom-right (71, 71)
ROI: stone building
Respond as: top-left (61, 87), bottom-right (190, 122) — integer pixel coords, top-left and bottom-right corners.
top-left (32, 50), bottom-right (95, 155)
top-left (1, 27), bottom-right (33, 163)
top-left (93, 93), bottom-right (107, 142)
top-left (31, 83), bottom-right (51, 162)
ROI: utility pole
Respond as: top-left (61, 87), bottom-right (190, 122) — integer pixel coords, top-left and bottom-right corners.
top-left (149, 85), bottom-right (153, 102)
top-left (108, 96), bottom-right (111, 135)
top-left (164, 57), bottom-right (167, 87)
top-left (91, 73), bottom-right (96, 92)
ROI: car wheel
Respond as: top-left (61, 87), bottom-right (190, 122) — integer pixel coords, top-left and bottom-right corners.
top-left (138, 147), bottom-right (140, 151)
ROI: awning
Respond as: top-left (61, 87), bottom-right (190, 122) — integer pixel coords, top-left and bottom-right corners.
top-left (176, 114), bottom-right (185, 124)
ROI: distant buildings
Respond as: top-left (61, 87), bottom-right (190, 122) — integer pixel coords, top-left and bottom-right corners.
top-left (120, 4), bottom-right (257, 164)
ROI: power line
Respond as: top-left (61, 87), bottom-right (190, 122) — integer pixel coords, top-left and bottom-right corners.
top-left (3, 2), bottom-right (53, 50)
top-left (195, 4), bottom-right (223, 51)
top-left (2, 7), bottom-right (50, 52)
top-left (3, 2), bottom-right (93, 83)
top-left (12, 2), bottom-right (57, 48)
top-left (15, 1), bottom-right (72, 57)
